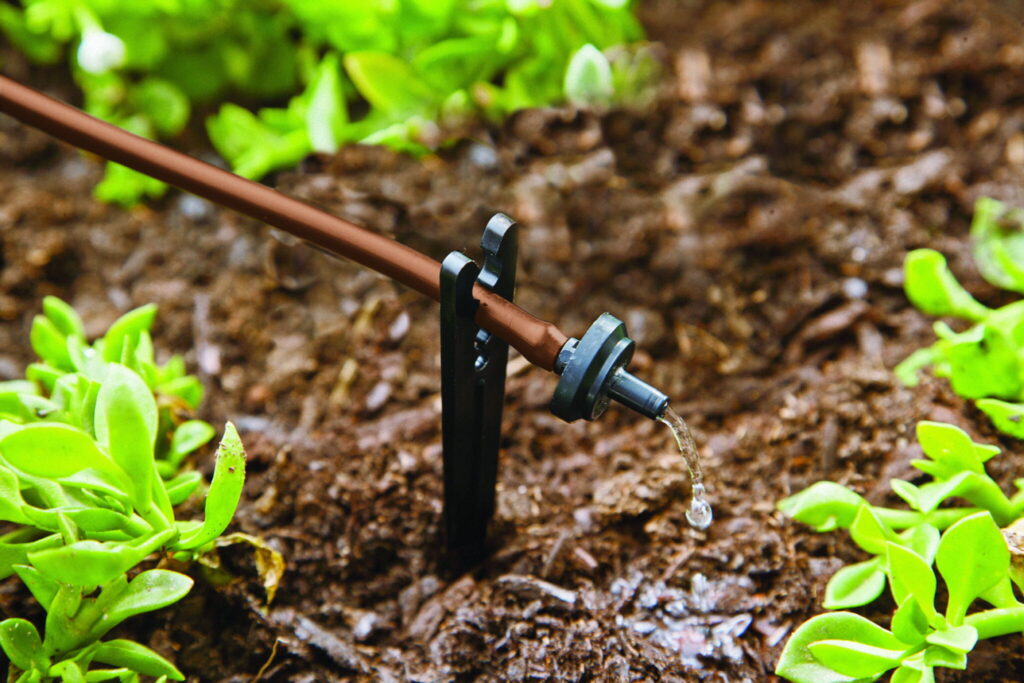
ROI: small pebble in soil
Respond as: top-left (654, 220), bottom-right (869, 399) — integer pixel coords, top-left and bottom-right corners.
top-left (176, 194), bottom-right (212, 221)
top-left (467, 142), bottom-right (500, 169)
top-left (352, 612), bottom-right (382, 641)
top-left (388, 311), bottom-right (410, 342)
top-left (59, 158), bottom-right (90, 181)
top-left (365, 381), bottom-right (392, 413)
top-left (842, 276), bottom-right (869, 300)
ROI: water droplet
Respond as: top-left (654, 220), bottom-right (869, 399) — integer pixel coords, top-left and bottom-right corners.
top-left (687, 484), bottom-right (713, 530)
top-left (658, 406), bottom-right (713, 530)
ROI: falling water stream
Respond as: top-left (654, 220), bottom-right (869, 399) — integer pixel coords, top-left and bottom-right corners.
top-left (658, 406), bottom-right (713, 530)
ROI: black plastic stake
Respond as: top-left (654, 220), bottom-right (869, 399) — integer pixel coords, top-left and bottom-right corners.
top-left (439, 214), bottom-right (517, 568)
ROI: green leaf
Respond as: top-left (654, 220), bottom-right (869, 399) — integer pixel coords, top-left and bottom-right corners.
top-left (61, 507), bottom-right (135, 534)
top-left (901, 523), bottom-right (940, 565)
top-left (43, 297), bottom-right (86, 341)
top-left (101, 305), bottom-right (158, 363)
top-left (912, 472), bottom-right (1014, 525)
top-left (95, 365), bottom-right (158, 510)
top-left (891, 596), bottom-right (929, 646)
top-left (157, 356), bottom-right (186, 383)
top-left (44, 583), bottom-right (86, 653)
top-left (134, 339), bottom-right (157, 381)
top-left (0, 4), bottom-right (61, 63)
top-left (776, 482), bottom-right (867, 532)
top-left (50, 660), bottom-right (86, 683)
top-left (904, 249), bottom-right (990, 322)
top-left (934, 320), bottom-right (1023, 400)
top-left (174, 423), bottom-right (245, 550)
top-left (807, 639), bottom-right (903, 678)
top-left (822, 559), bottom-right (886, 609)
top-left (83, 668), bottom-right (135, 682)
top-left (0, 532), bottom-right (62, 579)
top-left (27, 363), bottom-right (62, 393)
top-left (0, 423), bottom-right (120, 479)
top-left (936, 512), bottom-right (1010, 624)
top-left (895, 347), bottom-right (937, 387)
top-left (0, 380), bottom-right (38, 396)
top-left (93, 639), bottom-right (184, 680)
top-left (21, 473), bottom-right (71, 509)
top-left (0, 466), bottom-right (30, 524)
top-left (52, 372), bottom-right (100, 429)
top-left (890, 479), bottom-right (922, 510)
top-left (164, 470), bottom-right (203, 506)
top-left (886, 543), bottom-right (937, 619)
top-left (925, 624), bottom-right (977, 655)
top-left (564, 43), bottom-right (613, 106)
top-left (94, 161), bottom-right (168, 207)
top-left (149, 460), bottom-right (175, 526)
top-left (207, 103), bottom-right (311, 180)
top-left (915, 421), bottom-right (992, 476)
top-left (849, 505), bottom-right (900, 555)
top-left (168, 420), bottom-right (215, 467)
top-left (157, 376), bottom-right (204, 410)
top-left (89, 570), bottom-right (193, 640)
top-left (979, 575), bottom-right (1019, 609)
top-left (12, 564), bottom-right (59, 611)
top-left (59, 468), bottom-right (134, 506)
top-left (0, 390), bottom-right (55, 424)
top-left (304, 52), bottom-right (348, 154)
top-left (343, 51), bottom-right (437, 115)
top-left (413, 35), bottom-right (502, 93)
top-left (971, 196), bottom-right (1024, 293)
top-left (28, 528), bottom-right (174, 586)
top-left (977, 399), bottom-right (1024, 439)
top-left (891, 658), bottom-right (935, 683)
top-left (0, 618), bottom-right (44, 671)
top-left (776, 612), bottom-right (905, 683)
top-left (131, 77), bottom-right (190, 136)
top-left (31, 315), bottom-right (73, 370)
top-left (922, 644), bottom-right (967, 670)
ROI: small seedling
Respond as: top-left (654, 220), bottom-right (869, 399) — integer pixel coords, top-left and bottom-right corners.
top-left (0, 297), bottom-right (249, 682)
top-left (0, 0), bottom-right (653, 204)
top-left (897, 197), bottom-right (1024, 438)
top-left (21, 296), bottom-right (212, 478)
top-left (776, 421), bottom-right (1024, 682)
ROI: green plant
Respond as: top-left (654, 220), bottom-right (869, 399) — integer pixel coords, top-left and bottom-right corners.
top-left (776, 421), bottom-right (1024, 682)
top-left (24, 297), bottom-right (211, 478)
top-left (1, 0), bottom-right (653, 205)
top-left (897, 197), bottom-right (1024, 439)
top-left (0, 297), bottom-right (247, 682)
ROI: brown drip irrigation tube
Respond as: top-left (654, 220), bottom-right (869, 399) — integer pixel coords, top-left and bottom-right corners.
top-left (0, 75), bottom-right (568, 371)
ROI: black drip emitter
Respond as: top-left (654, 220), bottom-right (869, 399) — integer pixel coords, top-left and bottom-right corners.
top-left (551, 313), bottom-right (669, 422)
top-left (439, 215), bottom-right (669, 568)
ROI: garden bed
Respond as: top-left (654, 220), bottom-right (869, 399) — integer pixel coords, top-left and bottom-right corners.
top-left (3, 0), bottom-right (1024, 679)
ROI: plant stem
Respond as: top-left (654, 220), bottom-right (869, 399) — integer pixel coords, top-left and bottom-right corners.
top-left (966, 607), bottom-right (1024, 639)
top-left (139, 501), bottom-right (171, 531)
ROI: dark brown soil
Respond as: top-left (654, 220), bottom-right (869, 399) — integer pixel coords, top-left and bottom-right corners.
top-left (4, 0), bottom-right (1024, 680)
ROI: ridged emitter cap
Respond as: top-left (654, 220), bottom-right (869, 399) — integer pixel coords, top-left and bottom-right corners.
top-left (551, 313), bottom-right (669, 422)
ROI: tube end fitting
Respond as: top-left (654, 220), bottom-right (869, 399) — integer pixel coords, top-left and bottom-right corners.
top-left (550, 313), bottom-right (669, 422)
top-left (607, 368), bottom-right (669, 420)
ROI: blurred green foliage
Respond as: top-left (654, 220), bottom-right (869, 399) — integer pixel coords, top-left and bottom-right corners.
top-left (1, 0), bottom-right (654, 205)
top-left (897, 197), bottom-right (1024, 439)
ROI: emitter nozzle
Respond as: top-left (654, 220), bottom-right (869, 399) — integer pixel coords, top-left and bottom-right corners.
top-left (550, 313), bottom-right (669, 422)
